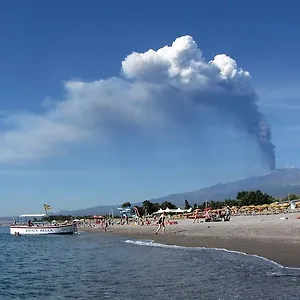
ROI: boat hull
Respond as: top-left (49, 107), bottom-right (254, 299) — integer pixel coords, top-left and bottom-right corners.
top-left (10, 224), bottom-right (77, 235)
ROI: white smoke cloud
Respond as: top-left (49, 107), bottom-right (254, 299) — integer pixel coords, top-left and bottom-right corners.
top-left (0, 35), bottom-right (275, 168)
top-left (122, 35), bottom-right (250, 90)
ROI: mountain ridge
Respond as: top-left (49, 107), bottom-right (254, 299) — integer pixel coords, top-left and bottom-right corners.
top-left (58, 168), bottom-right (300, 216)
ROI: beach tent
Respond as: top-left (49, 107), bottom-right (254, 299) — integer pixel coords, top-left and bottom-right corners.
top-left (153, 208), bottom-right (165, 214)
top-left (289, 201), bottom-right (296, 210)
top-left (165, 207), bottom-right (178, 213)
top-left (175, 207), bottom-right (184, 213)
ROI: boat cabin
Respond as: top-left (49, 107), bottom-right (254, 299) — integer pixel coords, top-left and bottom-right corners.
top-left (14, 214), bottom-right (47, 226)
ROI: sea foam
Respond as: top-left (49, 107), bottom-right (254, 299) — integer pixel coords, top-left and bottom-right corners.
top-left (124, 239), bottom-right (300, 271)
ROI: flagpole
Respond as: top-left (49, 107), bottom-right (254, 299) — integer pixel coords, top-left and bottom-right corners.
top-left (43, 204), bottom-right (51, 216)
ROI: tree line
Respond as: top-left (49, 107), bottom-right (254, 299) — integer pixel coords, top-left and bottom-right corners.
top-left (41, 191), bottom-right (300, 221)
top-left (122, 190), bottom-right (299, 216)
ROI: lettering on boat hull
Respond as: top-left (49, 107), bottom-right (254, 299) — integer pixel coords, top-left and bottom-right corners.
top-left (10, 224), bottom-right (77, 235)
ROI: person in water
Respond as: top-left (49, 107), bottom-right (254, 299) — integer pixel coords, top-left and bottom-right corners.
top-left (155, 212), bottom-right (166, 235)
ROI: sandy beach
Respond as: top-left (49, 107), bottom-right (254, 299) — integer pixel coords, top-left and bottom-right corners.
top-left (81, 213), bottom-right (300, 268)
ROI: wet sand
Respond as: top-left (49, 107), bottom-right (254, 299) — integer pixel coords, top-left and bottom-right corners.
top-left (81, 213), bottom-right (300, 268)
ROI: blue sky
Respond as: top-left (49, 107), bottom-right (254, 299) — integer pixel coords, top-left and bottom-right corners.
top-left (0, 0), bottom-right (299, 216)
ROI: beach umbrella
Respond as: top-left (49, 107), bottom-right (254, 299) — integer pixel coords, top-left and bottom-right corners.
top-left (260, 204), bottom-right (269, 209)
top-left (257, 205), bottom-right (268, 211)
top-left (93, 215), bottom-right (104, 219)
top-left (230, 206), bottom-right (238, 212)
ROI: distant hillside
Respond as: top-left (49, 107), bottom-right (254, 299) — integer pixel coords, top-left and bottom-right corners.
top-left (151, 168), bottom-right (300, 205)
top-left (58, 204), bottom-right (124, 217)
top-left (0, 217), bottom-right (11, 226)
top-left (57, 168), bottom-right (300, 216)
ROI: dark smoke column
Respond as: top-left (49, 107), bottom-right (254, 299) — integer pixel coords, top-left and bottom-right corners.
top-left (207, 92), bottom-right (277, 172)
top-left (259, 117), bottom-right (276, 171)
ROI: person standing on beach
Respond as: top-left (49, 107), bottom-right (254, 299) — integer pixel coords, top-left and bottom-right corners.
top-left (104, 220), bottom-right (108, 232)
top-left (156, 212), bottom-right (165, 235)
top-left (193, 210), bottom-right (199, 224)
top-left (101, 218), bottom-right (108, 231)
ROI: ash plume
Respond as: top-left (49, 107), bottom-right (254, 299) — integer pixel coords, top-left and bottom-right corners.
top-left (122, 35), bottom-right (276, 170)
top-left (0, 35), bottom-right (276, 169)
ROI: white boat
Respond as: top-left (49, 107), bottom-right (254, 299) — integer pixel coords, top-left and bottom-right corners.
top-left (10, 214), bottom-right (78, 235)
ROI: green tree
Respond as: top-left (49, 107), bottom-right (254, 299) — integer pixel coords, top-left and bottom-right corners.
top-left (160, 201), bottom-right (177, 210)
top-left (224, 199), bottom-right (239, 207)
top-left (214, 201), bottom-right (224, 209)
top-left (152, 202), bottom-right (160, 213)
top-left (42, 215), bottom-right (73, 222)
top-left (197, 202), bottom-right (206, 211)
top-left (133, 205), bottom-right (143, 217)
top-left (208, 200), bottom-right (216, 209)
top-left (236, 190), bottom-right (274, 206)
top-left (282, 193), bottom-right (299, 201)
top-left (140, 200), bottom-right (161, 215)
top-left (184, 199), bottom-right (191, 209)
top-left (121, 202), bottom-right (132, 208)
top-left (142, 200), bottom-right (155, 215)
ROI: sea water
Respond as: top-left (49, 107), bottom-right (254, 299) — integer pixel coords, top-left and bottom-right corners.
top-left (1, 226), bottom-right (300, 300)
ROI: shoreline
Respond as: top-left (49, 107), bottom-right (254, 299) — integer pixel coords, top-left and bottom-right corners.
top-left (82, 227), bottom-right (300, 268)
top-left (80, 213), bottom-right (300, 268)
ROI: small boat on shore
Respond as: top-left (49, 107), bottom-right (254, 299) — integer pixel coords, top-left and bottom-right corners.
top-left (10, 214), bottom-right (78, 236)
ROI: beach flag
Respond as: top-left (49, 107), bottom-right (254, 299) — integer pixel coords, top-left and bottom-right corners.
top-left (44, 204), bottom-right (52, 211)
